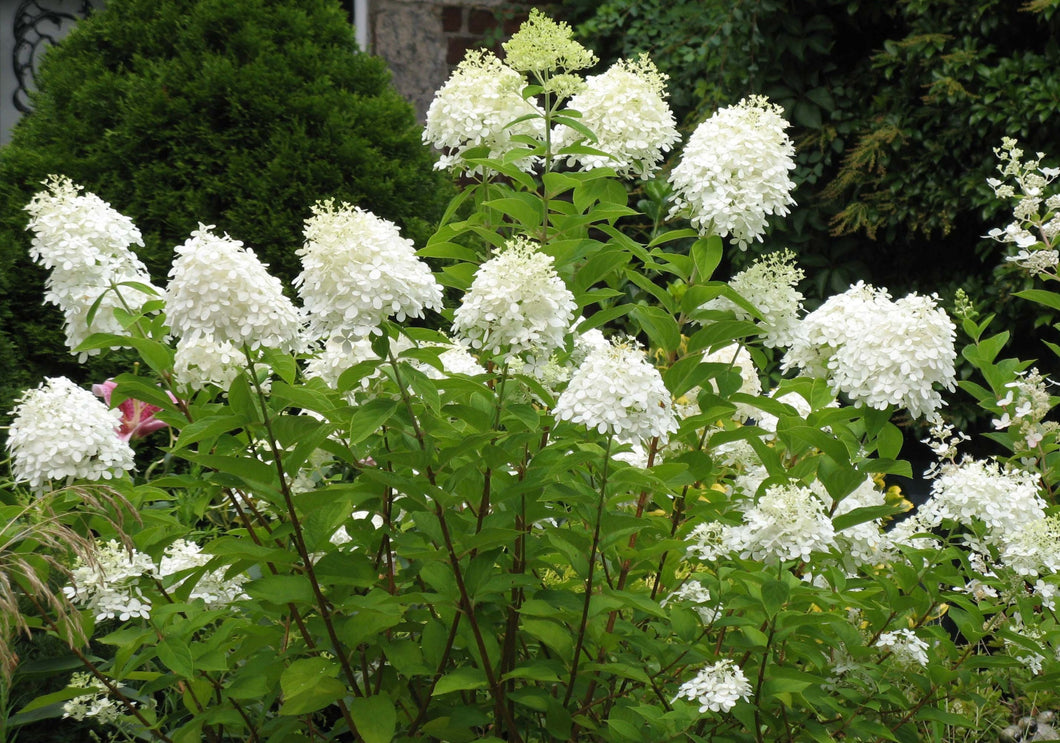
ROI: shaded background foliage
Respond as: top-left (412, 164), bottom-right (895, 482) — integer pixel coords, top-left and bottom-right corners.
top-left (0, 0), bottom-right (450, 428)
top-left (564, 0), bottom-right (1060, 302)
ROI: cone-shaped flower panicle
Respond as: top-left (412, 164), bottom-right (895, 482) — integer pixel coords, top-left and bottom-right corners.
top-left (166, 224), bottom-right (303, 353)
top-left (553, 54), bottom-right (679, 179)
top-left (668, 95), bottom-right (796, 249)
top-left (295, 200), bottom-right (443, 339)
top-left (423, 49), bottom-right (544, 174)
top-left (173, 334), bottom-right (248, 392)
top-left (554, 336), bottom-right (678, 441)
top-left (452, 236), bottom-right (576, 361)
top-left (674, 659), bottom-right (752, 714)
top-left (782, 282), bottom-right (956, 418)
top-left (702, 249), bottom-right (804, 348)
top-left (24, 176), bottom-right (161, 358)
top-left (7, 377), bottom-right (136, 489)
top-left (501, 8), bottom-right (597, 75)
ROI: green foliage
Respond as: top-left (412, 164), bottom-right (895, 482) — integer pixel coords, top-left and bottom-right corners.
top-left (0, 0), bottom-right (449, 429)
top-left (564, 0), bottom-right (1060, 291)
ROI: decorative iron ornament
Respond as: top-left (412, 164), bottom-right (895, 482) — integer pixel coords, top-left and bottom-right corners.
top-left (12, 0), bottom-right (95, 113)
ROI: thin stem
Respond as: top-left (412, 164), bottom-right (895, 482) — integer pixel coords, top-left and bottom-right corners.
top-left (564, 435), bottom-right (613, 709)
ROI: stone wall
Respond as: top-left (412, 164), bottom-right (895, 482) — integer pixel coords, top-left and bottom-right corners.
top-left (371, 0), bottom-right (533, 121)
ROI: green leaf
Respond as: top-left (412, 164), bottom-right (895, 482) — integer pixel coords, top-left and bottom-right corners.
top-left (876, 422), bottom-right (904, 460)
top-left (157, 637), bottom-right (195, 678)
top-left (761, 579), bottom-right (789, 616)
top-left (1015, 288), bottom-right (1060, 312)
top-left (244, 574), bottom-right (315, 606)
top-left (434, 667), bottom-right (488, 695)
top-left (279, 657), bottom-right (345, 715)
top-left (349, 696), bottom-right (396, 743)
top-left (630, 305), bottom-right (681, 353)
top-left (347, 399), bottom-right (399, 444)
top-left (690, 235), bottom-right (723, 282)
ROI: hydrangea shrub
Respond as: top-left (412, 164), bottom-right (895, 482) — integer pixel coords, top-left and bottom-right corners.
top-left (3, 10), bottom-right (1060, 742)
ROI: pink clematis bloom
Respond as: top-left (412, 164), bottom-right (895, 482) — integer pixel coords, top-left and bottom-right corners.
top-left (92, 380), bottom-right (175, 442)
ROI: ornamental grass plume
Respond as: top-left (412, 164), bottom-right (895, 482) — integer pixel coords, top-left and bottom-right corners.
top-left (7, 377), bottom-right (136, 490)
top-left (165, 225), bottom-right (303, 353)
top-left (295, 200), bottom-right (443, 339)
top-left (552, 54), bottom-right (680, 179)
top-left (553, 336), bottom-right (678, 442)
top-left (782, 282), bottom-right (956, 419)
top-left (24, 176), bottom-right (161, 359)
top-left (674, 659), bottom-right (752, 714)
top-left (452, 236), bottom-right (576, 362)
top-left (422, 49), bottom-right (544, 174)
top-left (668, 95), bottom-right (796, 250)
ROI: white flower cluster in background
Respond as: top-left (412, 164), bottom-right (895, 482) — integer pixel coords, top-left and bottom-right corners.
top-left (173, 335), bottom-right (246, 392)
top-left (554, 336), bottom-right (678, 441)
top-left (296, 201), bottom-right (443, 339)
top-left (158, 539), bottom-right (249, 607)
top-left (782, 282), bottom-right (956, 419)
top-left (422, 49), bottom-right (544, 174)
top-left (662, 579), bottom-right (718, 624)
top-left (553, 54), bottom-right (680, 179)
top-left (721, 481), bottom-right (837, 563)
top-left (453, 236), bottom-right (576, 362)
top-left (986, 137), bottom-right (1060, 275)
top-left (668, 95), bottom-right (796, 249)
top-left (875, 629), bottom-right (929, 668)
top-left (991, 368), bottom-right (1057, 450)
top-left (64, 538), bottom-right (248, 622)
top-left (7, 376), bottom-right (135, 489)
top-left (63, 539), bottom-right (155, 622)
top-left (701, 343), bottom-right (763, 422)
top-left (702, 250), bottom-right (805, 348)
top-left (1000, 514), bottom-right (1060, 577)
top-left (62, 672), bottom-right (128, 724)
top-left (166, 225), bottom-right (303, 354)
top-left (674, 659), bottom-right (752, 714)
top-left (24, 176), bottom-right (162, 359)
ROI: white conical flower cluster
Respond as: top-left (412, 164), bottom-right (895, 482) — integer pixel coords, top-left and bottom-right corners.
top-left (553, 54), bottom-right (680, 179)
top-left (703, 250), bottom-right (805, 348)
top-left (452, 236), bottom-right (576, 361)
top-left (553, 336), bottom-right (678, 441)
top-left (24, 176), bottom-right (162, 359)
top-left (422, 49), bottom-right (544, 174)
top-left (158, 539), bottom-right (248, 607)
top-left (782, 282), bottom-right (956, 418)
top-left (295, 201), bottom-right (443, 340)
top-left (7, 377), bottom-right (135, 489)
top-left (674, 659), bottom-right (752, 714)
top-left (875, 629), bottom-right (930, 668)
top-left (668, 95), bottom-right (796, 250)
top-left (173, 335), bottom-right (246, 392)
top-left (166, 225), bottom-right (303, 353)
top-left (702, 343), bottom-right (763, 422)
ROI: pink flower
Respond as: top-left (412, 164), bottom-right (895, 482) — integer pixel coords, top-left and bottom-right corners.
top-left (92, 380), bottom-right (174, 442)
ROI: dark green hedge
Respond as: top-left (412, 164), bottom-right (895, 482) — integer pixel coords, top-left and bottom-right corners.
top-left (0, 0), bottom-right (449, 425)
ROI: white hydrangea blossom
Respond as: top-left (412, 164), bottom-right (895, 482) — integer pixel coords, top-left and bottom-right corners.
top-left (668, 95), bottom-right (796, 250)
top-left (166, 225), bottom-right (303, 353)
top-left (831, 477), bottom-right (888, 565)
top-left (875, 629), bottom-right (929, 668)
top-left (173, 334), bottom-right (246, 392)
top-left (62, 673), bottom-right (130, 724)
top-left (501, 8), bottom-right (597, 75)
top-left (703, 250), bottom-right (805, 348)
top-left (553, 336), bottom-right (678, 441)
top-left (674, 659), bottom-right (752, 714)
top-left (295, 201), bottom-right (443, 339)
top-left (662, 579), bottom-right (718, 623)
top-left (24, 176), bottom-right (161, 359)
top-left (552, 54), bottom-right (680, 179)
top-left (999, 514), bottom-right (1060, 577)
top-left (158, 539), bottom-right (248, 607)
top-left (783, 282), bottom-right (956, 419)
top-left (755, 389), bottom-right (816, 438)
top-left (63, 540), bottom-right (155, 622)
top-left (423, 49), bottom-right (544, 174)
top-left (724, 481), bottom-right (837, 563)
top-left (702, 343), bottom-right (763, 422)
top-left (991, 368), bottom-right (1057, 450)
top-left (452, 236), bottom-right (576, 361)
top-left (7, 377), bottom-right (135, 489)
top-left (986, 138), bottom-right (1060, 276)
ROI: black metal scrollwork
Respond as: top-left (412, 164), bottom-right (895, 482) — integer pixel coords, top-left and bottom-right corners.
top-left (12, 0), bottom-right (94, 113)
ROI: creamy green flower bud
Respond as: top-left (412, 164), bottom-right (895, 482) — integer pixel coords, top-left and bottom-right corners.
top-left (502, 9), bottom-right (597, 74)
